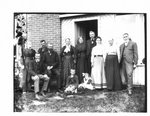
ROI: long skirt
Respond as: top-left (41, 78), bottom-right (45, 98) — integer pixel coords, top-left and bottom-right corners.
top-left (105, 55), bottom-right (122, 90)
top-left (76, 55), bottom-right (86, 84)
top-left (62, 56), bottom-right (74, 87)
top-left (91, 57), bottom-right (107, 89)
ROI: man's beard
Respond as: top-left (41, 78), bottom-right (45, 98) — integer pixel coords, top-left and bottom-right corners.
top-left (48, 48), bottom-right (53, 52)
top-left (42, 45), bottom-right (46, 48)
top-left (36, 60), bottom-right (40, 62)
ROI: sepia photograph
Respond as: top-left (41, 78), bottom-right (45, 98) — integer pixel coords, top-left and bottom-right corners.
top-left (13, 13), bottom-right (146, 112)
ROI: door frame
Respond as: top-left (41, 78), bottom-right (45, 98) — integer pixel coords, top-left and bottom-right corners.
top-left (73, 16), bottom-right (100, 45)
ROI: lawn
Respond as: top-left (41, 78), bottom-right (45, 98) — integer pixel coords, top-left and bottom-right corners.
top-left (14, 86), bottom-right (146, 112)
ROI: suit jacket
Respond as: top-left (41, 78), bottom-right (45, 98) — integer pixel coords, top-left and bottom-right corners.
top-left (86, 38), bottom-right (96, 56)
top-left (28, 61), bottom-right (41, 76)
top-left (38, 47), bottom-right (48, 58)
top-left (42, 50), bottom-right (60, 70)
top-left (120, 41), bottom-right (138, 65)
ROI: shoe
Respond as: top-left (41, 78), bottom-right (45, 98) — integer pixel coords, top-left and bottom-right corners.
top-left (107, 89), bottom-right (112, 92)
top-left (122, 84), bottom-right (127, 90)
top-left (58, 89), bottom-right (63, 93)
top-left (53, 96), bottom-right (64, 100)
top-left (35, 94), bottom-right (40, 100)
top-left (128, 90), bottom-right (132, 95)
top-left (48, 89), bottom-right (51, 93)
top-left (41, 91), bottom-right (46, 97)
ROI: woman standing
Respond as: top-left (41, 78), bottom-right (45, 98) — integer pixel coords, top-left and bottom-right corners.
top-left (91, 36), bottom-right (107, 89)
top-left (75, 36), bottom-right (86, 84)
top-left (60, 38), bottom-right (76, 88)
top-left (105, 39), bottom-right (122, 91)
top-left (17, 36), bottom-right (27, 94)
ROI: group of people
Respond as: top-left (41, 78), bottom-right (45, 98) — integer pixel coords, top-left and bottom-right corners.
top-left (17, 38), bottom-right (61, 99)
top-left (16, 31), bottom-right (138, 100)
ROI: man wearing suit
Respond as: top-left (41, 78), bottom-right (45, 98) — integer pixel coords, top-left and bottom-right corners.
top-left (38, 40), bottom-right (48, 74)
top-left (86, 31), bottom-right (96, 75)
top-left (120, 33), bottom-right (138, 94)
top-left (42, 43), bottom-right (61, 92)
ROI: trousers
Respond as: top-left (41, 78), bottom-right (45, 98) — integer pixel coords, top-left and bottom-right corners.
top-left (31, 74), bottom-right (50, 93)
top-left (46, 69), bottom-right (61, 89)
top-left (120, 59), bottom-right (134, 91)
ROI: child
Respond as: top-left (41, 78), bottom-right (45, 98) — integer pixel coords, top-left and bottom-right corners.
top-left (78, 73), bottom-right (94, 90)
top-left (64, 69), bottom-right (79, 94)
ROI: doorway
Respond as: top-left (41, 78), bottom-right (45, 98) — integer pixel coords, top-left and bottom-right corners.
top-left (75, 20), bottom-right (98, 43)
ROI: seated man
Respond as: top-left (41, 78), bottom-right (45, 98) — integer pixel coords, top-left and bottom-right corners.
top-left (30, 53), bottom-right (50, 100)
top-left (42, 43), bottom-right (60, 91)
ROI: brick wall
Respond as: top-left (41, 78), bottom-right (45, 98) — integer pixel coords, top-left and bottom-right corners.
top-left (27, 14), bottom-right (61, 53)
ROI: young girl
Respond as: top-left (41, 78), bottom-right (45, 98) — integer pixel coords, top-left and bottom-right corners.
top-left (64, 69), bottom-right (79, 94)
top-left (78, 73), bottom-right (94, 90)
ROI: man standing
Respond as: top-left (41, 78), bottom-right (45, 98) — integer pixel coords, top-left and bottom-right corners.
top-left (38, 40), bottom-right (48, 74)
top-left (42, 43), bottom-right (61, 91)
top-left (120, 33), bottom-right (138, 94)
top-left (86, 31), bottom-right (96, 75)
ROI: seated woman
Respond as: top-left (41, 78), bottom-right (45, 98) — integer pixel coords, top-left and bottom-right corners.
top-left (78, 73), bottom-right (94, 90)
top-left (64, 69), bottom-right (79, 94)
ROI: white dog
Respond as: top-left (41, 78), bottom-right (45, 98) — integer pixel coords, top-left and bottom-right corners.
top-left (78, 73), bottom-right (94, 90)
top-left (64, 85), bottom-right (77, 93)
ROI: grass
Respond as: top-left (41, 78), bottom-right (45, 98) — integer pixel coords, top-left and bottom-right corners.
top-left (14, 86), bottom-right (146, 112)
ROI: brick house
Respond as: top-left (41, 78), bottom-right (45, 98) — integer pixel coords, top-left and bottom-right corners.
top-left (14, 13), bottom-right (145, 85)
top-left (26, 14), bottom-right (61, 53)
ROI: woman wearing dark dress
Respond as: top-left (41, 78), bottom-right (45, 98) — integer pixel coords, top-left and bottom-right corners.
top-left (105, 39), bottom-right (122, 91)
top-left (75, 36), bottom-right (86, 84)
top-left (17, 36), bottom-right (27, 94)
top-left (23, 41), bottom-right (36, 92)
top-left (60, 38), bottom-right (76, 88)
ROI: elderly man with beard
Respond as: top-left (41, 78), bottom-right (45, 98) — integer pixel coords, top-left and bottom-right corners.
top-left (42, 43), bottom-right (61, 92)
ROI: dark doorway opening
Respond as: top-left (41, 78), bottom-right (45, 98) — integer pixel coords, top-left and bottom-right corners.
top-left (75, 20), bottom-right (98, 43)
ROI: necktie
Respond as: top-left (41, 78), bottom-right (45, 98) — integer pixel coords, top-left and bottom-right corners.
top-left (91, 39), bottom-right (94, 44)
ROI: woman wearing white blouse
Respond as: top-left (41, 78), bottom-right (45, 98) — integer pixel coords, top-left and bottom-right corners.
top-left (91, 36), bottom-right (107, 89)
top-left (105, 39), bottom-right (122, 91)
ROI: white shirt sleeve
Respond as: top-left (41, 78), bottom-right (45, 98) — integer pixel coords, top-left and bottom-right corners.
top-left (103, 45), bottom-right (107, 62)
top-left (116, 45), bottom-right (120, 62)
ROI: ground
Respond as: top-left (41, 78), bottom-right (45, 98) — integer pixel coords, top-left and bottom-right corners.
top-left (14, 86), bottom-right (146, 112)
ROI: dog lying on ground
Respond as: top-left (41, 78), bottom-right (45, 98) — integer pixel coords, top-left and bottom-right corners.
top-left (64, 85), bottom-right (77, 94)
top-left (78, 73), bottom-right (94, 90)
